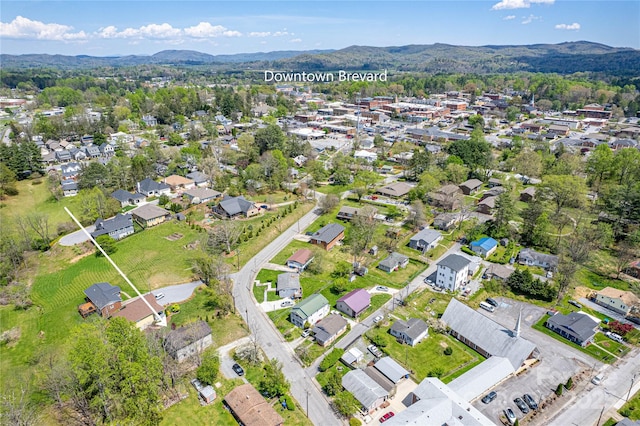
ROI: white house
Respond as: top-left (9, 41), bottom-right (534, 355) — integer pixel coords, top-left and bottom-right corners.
top-left (290, 294), bottom-right (329, 328)
top-left (354, 150), bottom-right (378, 163)
top-left (435, 254), bottom-right (471, 292)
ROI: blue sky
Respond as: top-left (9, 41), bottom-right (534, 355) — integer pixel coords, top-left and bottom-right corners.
top-left (1, 1), bottom-right (638, 56)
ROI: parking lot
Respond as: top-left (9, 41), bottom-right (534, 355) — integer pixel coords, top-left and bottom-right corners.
top-left (472, 298), bottom-right (600, 425)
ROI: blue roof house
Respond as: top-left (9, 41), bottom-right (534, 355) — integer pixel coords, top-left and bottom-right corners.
top-left (470, 237), bottom-right (498, 258)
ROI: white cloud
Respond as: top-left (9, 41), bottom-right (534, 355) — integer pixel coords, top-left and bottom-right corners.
top-left (503, 15), bottom-right (516, 20)
top-left (492, 0), bottom-right (554, 10)
top-left (522, 14), bottom-right (541, 24)
top-left (184, 22), bottom-right (241, 38)
top-left (0, 15), bottom-right (86, 41)
top-left (272, 31), bottom-right (290, 37)
top-left (289, 38), bottom-right (302, 43)
top-left (555, 22), bottom-right (581, 30)
top-left (249, 31), bottom-right (271, 37)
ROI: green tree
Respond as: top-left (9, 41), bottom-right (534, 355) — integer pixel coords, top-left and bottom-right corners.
top-left (512, 150), bottom-right (543, 178)
top-left (445, 163), bottom-right (469, 184)
top-left (78, 162), bottom-right (109, 189)
top-left (95, 235), bottom-right (117, 256)
top-left (447, 129), bottom-right (492, 172)
top-left (585, 144), bottom-right (614, 194)
top-left (333, 391), bottom-right (359, 418)
top-left (258, 360), bottom-right (290, 398)
top-left (323, 370), bottom-right (343, 396)
top-left (318, 194), bottom-right (340, 214)
top-left (196, 354), bottom-right (220, 386)
top-left (555, 383), bottom-right (563, 396)
top-left (255, 124), bottom-right (286, 154)
top-left (0, 162), bottom-right (18, 198)
top-left (540, 175), bottom-right (587, 215)
top-left (492, 191), bottom-right (516, 238)
top-left (408, 149), bottom-right (431, 181)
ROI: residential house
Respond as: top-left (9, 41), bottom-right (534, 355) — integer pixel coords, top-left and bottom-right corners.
top-left (363, 366), bottom-right (396, 398)
top-left (224, 384), bottom-right (284, 426)
top-left (186, 171), bottom-right (209, 187)
top-left (518, 248), bottom-right (558, 271)
top-left (286, 249), bottom-right (314, 271)
top-left (477, 196), bottom-right (497, 215)
top-left (309, 223), bottom-right (345, 251)
top-left (488, 178), bottom-right (502, 188)
top-left (290, 294), bottom-right (329, 328)
top-left (142, 115), bottom-right (158, 127)
top-left (111, 189), bottom-right (146, 208)
top-left (99, 143), bottom-right (115, 157)
top-left (441, 298), bottom-right (537, 370)
top-left (61, 180), bottom-right (78, 197)
top-left (292, 155), bottom-right (307, 167)
top-left (84, 145), bottom-right (101, 158)
top-left (389, 318), bottom-right (429, 346)
top-left (470, 237), bottom-right (498, 258)
top-left (432, 213), bottom-right (461, 231)
top-left (183, 188), bottom-right (222, 204)
top-left (69, 147), bottom-right (87, 161)
top-left (408, 228), bottom-right (442, 253)
top-left (91, 213), bottom-right (135, 241)
top-left (276, 273), bottom-right (302, 299)
top-left (520, 187), bottom-right (536, 202)
top-left (131, 204), bottom-right (171, 228)
top-left (376, 182), bottom-right (412, 198)
top-left (80, 282), bottom-right (121, 318)
top-left (436, 254), bottom-right (471, 291)
top-left (136, 178), bottom-right (171, 197)
top-left (342, 347), bottom-right (364, 365)
top-left (459, 179), bottom-right (483, 195)
top-left (336, 288), bottom-right (371, 318)
top-left (165, 320), bottom-right (213, 363)
top-left (594, 287), bottom-right (640, 316)
top-left (354, 150), bottom-right (378, 163)
top-left (111, 294), bottom-right (166, 330)
top-left (336, 206), bottom-right (378, 222)
top-left (163, 175), bottom-right (195, 192)
top-left (480, 186), bottom-right (505, 201)
top-left (428, 184), bottom-right (462, 211)
top-left (342, 369), bottom-right (389, 414)
top-left (56, 150), bottom-right (71, 162)
top-left (312, 314), bottom-right (348, 346)
top-left (485, 264), bottom-right (515, 281)
top-left (545, 312), bottom-right (599, 347)
top-left (378, 252), bottom-right (409, 273)
top-left (213, 196), bottom-right (260, 219)
top-left (374, 357), bottom-right (410, 384)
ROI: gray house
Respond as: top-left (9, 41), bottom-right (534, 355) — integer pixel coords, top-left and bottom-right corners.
top-left (165, 320), bottom-right (213, 363)
top-left (342, 369), bottom-right (389, 414)
top-left (378, 252), bottom-right (409, 273)
top-left (276, 273), bottom-right (302, 299)
top-left (111, 189), bottom-right (146, 207)
top-left (91, 213), bottom-right (135, 241)
top-left (545, 312), bottom-right (599, 347)
top-left (136, 178), bottom-right (171, 197)
top-left (389, 318), bottom-right (429, 346)
top-left (374, 357), bottom-right (410, 384)
top-left (408, 228), bottom-right (442, 252)
top-left (518, 248), bottom-right (558, 271)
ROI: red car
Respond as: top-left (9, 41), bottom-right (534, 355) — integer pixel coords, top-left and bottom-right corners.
top-left (379, 412), bottom-right (395, 423)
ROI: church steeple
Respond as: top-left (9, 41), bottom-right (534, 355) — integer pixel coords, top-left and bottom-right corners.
top-left (514, 309), bottom-right (522, 338)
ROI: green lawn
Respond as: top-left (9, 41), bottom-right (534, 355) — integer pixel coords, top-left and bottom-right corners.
top-left (593, 333), bottom-right (631, 357)
top-left (267, 308), bottom-right (298, 341)
top-left (314, 184), bottom-right (351, 196)
top-left (619, 391), bottom-right (640, 420)
top-left (575, 268), bottom-right (630, 292)
top-left (366, 327), bottom-right (484, 383)
top-left (254, 269), bottom-right (281, 302)
top-left (532, 315), bottom-right (615, 363)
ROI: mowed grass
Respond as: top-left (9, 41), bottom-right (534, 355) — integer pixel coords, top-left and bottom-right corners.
top-left (366, 327), bottom-right (484, 383)
top-left (0, 221), bottom-right (203, 395)
top-left (619, 391), bottom-right (640, 421)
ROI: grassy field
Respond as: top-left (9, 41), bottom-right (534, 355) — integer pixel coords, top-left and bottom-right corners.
top-left (254, 269), bottom-right (281, 302)
top-left (366, 326), bottom-right (484, 383)
top-left (619, 391), bottom-right (640, 420)
top-left (267, 308), bottom-right (297, 341)
top-left (1, 220), bottom-right (206, 395)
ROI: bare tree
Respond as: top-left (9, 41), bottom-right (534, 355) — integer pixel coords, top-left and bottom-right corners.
top-left (25, 213), bottom-right (51, 247)
top-left (318, 194), bottom-right (339, 214)
top-left (407, 200), bottom-right (427, 230)
top-left (206, 221), bottom-right (241, 255)
top-left (0, 387), bottom-right (40, 426)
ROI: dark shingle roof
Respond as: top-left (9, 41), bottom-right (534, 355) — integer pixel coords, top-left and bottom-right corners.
top-left (312, 223), bottom-right (345, 244)
top-left (84, 282), bottom-right (121, 310)
top-left (546, 312), bottom-right (599, 343)
top-left (276, 273), bottom-right (300, 292)
top-left (91, 213), bottom-right (133, 238)
top-left (437, 254), bottom-right (471, 272)
top-left (218, 196), bottom-right (256, 216)
top-left (165, 320), bottom-right (212, 355)
top-left (379, 252), bottom-right (409, 270)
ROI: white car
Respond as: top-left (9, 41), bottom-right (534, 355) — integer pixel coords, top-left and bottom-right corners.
top-left (373, 315), bottom-right (384, 323)
top-left (376, 286), bottom-right (389, 292)
top-left (591, 374), bottom-right (603, 385)
top-left (154, 292), bottom-right (165, 300)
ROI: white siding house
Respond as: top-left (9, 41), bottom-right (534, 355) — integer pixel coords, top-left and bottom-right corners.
top-left (435, 254), bottom-right (471, 292)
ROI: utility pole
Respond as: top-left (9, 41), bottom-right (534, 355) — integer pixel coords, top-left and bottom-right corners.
top-left (627, 373), bottom-right (637, 402)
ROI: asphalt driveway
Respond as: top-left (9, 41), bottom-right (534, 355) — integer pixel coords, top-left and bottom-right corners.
top-left (152, 280), bottom-right (203, 306)
top-left (59, 225), bottom-right (95, 246)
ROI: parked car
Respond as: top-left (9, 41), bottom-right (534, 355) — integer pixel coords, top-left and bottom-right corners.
top-left (568, 300), bottom-right (582, 309)
top-left (301, 329), bottom-right (311, 338)
top-left (373, 315), bottom-right (384, 324)
top-left (424, 277), bottom-right (433, 284)
top-left (592, 374), bottom-right (603, 385)
top-left (486, 298), bottom-right (499, 307)
top-left (154, 292), bottom-right (165, 300)
top-left (523, 394), bottom-right (538, 410)
top-left (504, 408), bottom-right (517, 425)
top-left (379, 412), bottom-right (395, 423)
top-left (481, 391), bottom-right (497, 404)
top-left (514, 397), bottom-right (530, 414)
top-left (605, 332), bottom-right (624, 343)
top-left (376, 286), bottom-right (389, 292)
top-left (367, 344), bottom-right (383, 357)
top-left (281, 300), bottom-right (294, 307)
top-left (232, 363), bottom-right (244, 376)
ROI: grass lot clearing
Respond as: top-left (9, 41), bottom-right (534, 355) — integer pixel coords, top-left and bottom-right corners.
top-left (0, 221), bottom-right (204, 395)
top-left (316, 363), bottom-right (350, 390)
top-left (366, 327), bottom-right (483, 383)
top-left (254, 269), bottom-right (280, 302)
top-left (575, 267), bottom-right (630, 292)
top-left (315, 184), bottom-right (351, 196)
top-left (168, 286), bottom-right (248, 347)
top-left (532, 315), bottom-right (615, 363)
top-left (267, 308), bottom-right (297, 342)
top-left (160, 378), bottom-right (240, 426)
top-left (593, 333), bottom-right (631, 357)
top-left (619, 392), bottom-right (640, 421)
top-left (622, 328), bottom-right (640, 345)
top-left (296, 338), bottom-right (333, 366)
top-left (244, 190), bottom-right (298, 205)
top-left (360, 294), bottom-right (392, 318)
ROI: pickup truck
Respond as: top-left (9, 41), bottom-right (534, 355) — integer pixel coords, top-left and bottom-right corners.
top-left (367, 344), bottom-right (383, 358)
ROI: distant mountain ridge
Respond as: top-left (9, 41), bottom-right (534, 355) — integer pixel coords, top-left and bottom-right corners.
top-left (2, 42), bottom-right (639, 75)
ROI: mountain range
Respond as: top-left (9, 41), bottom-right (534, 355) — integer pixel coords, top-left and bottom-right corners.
top-left (2, 42), bottom-right (639, 75)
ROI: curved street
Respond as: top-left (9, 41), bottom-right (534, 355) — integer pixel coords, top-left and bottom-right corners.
top-left (230, 202), bottom-right (343, 426)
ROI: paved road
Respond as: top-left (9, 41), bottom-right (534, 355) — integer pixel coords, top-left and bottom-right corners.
top-left (218, 336), bottom-right (251, 380)
top-left (59, 225), bottom-right (96, 246)
top-left (544, 347), bottom-right (640, 426)
top-left (231, 203), bottom-right (343, 426)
